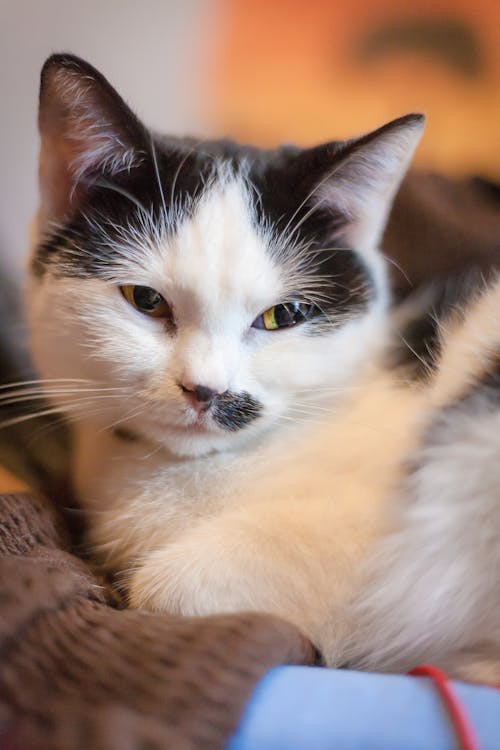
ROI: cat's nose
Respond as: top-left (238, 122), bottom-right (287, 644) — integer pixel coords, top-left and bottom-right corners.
top-left (179, 382), bottom-right (219, 409)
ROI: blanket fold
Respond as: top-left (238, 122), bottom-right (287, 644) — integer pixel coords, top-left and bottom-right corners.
top-left (0, 491), bottom-right (313, 750)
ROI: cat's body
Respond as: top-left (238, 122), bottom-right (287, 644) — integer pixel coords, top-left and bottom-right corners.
top-left (71, 368), bottom-right (425, 656)
top-left (26, 54), bottom-right (500, 681)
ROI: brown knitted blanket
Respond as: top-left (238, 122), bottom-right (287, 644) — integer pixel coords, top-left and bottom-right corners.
top-left (0, 487), bottom-right (313, 750)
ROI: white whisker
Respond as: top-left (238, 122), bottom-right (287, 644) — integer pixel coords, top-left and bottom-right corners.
top-left (98, 403), bottom-right (147, 434)
top-left (149, 135), bottom-right (167, 218)
top-left (94, 176), bottom-right (151, 217)
top-left (169, 143), bottom-right (199, 209)
top-left (0, 378), bottom-right (93, 391)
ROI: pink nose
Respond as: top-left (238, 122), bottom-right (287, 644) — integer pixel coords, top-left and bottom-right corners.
top-left (180, 383), bottom-right (219, 409)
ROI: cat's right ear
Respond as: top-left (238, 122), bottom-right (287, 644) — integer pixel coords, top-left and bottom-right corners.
top-left (294, 114), bottom-right (425, 256)
top-left (38, 53), bottom-right (148, 229)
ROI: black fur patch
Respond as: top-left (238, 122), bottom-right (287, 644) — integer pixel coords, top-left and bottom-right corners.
top-left (387, 270), bottom-right (494, 380)
top-left (33, 135), bottom-right (373, 328)
top-left (32, 146), bottom-right (213, 279)
top-left (212, 390), bottom-right (263, 431)
top-left (243, 142), bottom-right (374, 325)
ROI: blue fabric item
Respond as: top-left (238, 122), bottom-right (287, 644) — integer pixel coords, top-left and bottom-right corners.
top-left (228, 666), bottom-right (500, 750)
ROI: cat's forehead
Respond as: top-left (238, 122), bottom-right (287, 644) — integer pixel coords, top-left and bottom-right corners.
top-left (165, 176), bottom-right (281, 309)
top-left (33, 137), bottom-right (375, 327)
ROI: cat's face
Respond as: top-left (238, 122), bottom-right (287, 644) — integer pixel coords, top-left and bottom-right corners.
top-left (28, 54), bottom-right (424, 457)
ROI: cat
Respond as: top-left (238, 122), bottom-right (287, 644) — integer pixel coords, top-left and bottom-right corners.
top-left (26, 53), bottom-right (500, 682)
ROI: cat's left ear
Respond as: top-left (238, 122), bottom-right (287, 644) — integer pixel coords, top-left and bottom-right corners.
top-left (38, 53), bottom-right (148, 228)
top-left (304, 114), bottom-right (425, 254)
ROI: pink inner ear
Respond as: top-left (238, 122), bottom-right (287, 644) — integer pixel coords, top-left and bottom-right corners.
top-left (39, 131), bottom-right (87, 225)
top-left (38, 110), bottom-right (140, 228)
top-left (37, 57), bottom-right (145, 229)
top-left (314, 116), bottom-right (425, 255)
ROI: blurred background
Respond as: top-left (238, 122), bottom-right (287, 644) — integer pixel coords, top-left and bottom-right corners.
top-left (1, 0), bottom-right (499, 280)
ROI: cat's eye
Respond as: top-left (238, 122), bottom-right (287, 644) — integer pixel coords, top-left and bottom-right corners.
top-left (120, 285), bottom-right (172, 319)
top-left (252, 302), bottom-right (315, 331)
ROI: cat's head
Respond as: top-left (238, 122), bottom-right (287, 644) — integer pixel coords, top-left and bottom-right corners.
top-left (28, 54), bottom-right (424, 457)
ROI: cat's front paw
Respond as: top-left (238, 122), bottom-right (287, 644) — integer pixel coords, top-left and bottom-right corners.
top-left (127, 529), bottom-right (261, 616)
top-left (126, 512), bottom-right (336, 655)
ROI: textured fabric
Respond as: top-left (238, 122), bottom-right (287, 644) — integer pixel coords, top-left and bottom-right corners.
top-left (0, 491), bottom-right (314, 750)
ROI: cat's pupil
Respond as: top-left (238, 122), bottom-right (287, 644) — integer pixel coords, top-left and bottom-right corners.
top-left (133, 286), bottom-right (163, 311)
top-left (270, 302), bottom-right (311, 329)
top-left (277, 303), bottom-right (308, 326)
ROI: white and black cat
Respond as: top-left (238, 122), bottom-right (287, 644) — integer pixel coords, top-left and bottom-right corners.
top-left (26, 54), bottom-right (500, 682)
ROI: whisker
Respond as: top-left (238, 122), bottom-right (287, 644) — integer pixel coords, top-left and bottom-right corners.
top-left (400, 336), bottom-right (432, 375)
top-left (382, 252), bottom-right (412, 286)
top-left (273, 413), bottom-right (324, 427)
top-left (295, 385), bottom-right (364, 394)
top-left (94, 176), bottom-right (151, 217)
top-left (0, 390), bottom-right (128, 430)
top-left (0, 405), bottom-right (79, 429)
top-left (276, 159), bottom-right (346, 250)
top-left (287, 410), bottom-right (329, 423)
top-left (149, 135), bottom-right (167, 218)
top-left (25, 414), bottom-right (71, 444)
top-left (25, 403), bottom-right (117, 446)
top-left (98, 403), bottom-right (146, 434)
top-left (0, 387), bottom-right (127, 405)
top-left (0, 378), bottom-right (93, 391)
top-left (138, 442), bottom-right (164, 461)
top-left (289, 402), bottom-right (338, 414)
top-left (170, 143), bottom-right (199, 209)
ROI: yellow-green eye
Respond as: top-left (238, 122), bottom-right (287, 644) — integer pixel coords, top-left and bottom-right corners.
top-left (252, 302), bottom-right (315, 331)
top-left (120, 285), bottom-right (172, 319)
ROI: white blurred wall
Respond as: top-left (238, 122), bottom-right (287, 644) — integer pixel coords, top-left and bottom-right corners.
top-left (0, 0), bottom-right (216, 280)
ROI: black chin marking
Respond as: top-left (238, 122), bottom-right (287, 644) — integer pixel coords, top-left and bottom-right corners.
top-left (212, 390), bottom-right (263, 431)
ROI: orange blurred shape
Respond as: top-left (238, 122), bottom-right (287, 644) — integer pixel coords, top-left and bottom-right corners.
top-left (210, 0), bottom-right (500, 176)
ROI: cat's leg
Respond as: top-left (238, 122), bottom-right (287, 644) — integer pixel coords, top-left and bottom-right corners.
top-left (127, 496), bottom-right (373, 654)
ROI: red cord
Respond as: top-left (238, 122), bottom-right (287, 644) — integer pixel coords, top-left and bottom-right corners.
top-left (409, 664), bottom-right (480, 750)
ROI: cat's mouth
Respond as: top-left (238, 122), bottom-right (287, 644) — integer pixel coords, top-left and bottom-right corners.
top-left (171, 420), bottom-right (214, 436)
top-left (172, 407), bottom-right (214, 433)
top-left (136, 390), bottom-right (264, 440)
top-left (175, 390), bottom-right (264, 435)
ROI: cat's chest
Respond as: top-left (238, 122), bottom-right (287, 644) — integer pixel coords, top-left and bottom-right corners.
top-left (75, 375), bottom-right (426, 567)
